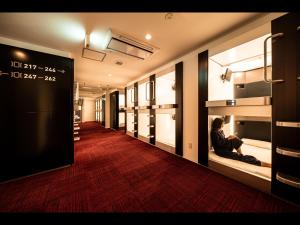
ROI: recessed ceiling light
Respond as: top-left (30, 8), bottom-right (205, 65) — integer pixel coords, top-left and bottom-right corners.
top-left (145, 34), bottom-right (152, 40)
top-left (115, 60), bottom-right (123, 66)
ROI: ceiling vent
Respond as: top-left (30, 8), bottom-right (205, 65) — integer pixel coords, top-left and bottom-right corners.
top-left (106, 29), bottom-right (159, 60)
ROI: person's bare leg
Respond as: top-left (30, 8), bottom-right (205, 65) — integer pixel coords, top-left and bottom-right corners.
top-left (261, 161), bottom-right (271, 167)
top-left (236, 147), bottom-right (243, 156)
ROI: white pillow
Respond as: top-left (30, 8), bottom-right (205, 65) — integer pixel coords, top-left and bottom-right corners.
top-left (242, 138), bottom-right (271, 150)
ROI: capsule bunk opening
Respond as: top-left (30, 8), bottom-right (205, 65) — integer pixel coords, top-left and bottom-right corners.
top-left (207, 33), bottom-right (273, 190)
top-left (126, 85), bottom-right (136, 137)
top-left (155, 70), bottom-right (176, 153)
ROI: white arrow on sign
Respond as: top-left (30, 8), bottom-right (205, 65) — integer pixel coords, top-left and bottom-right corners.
top-left (57, 69), bottom-right (65, 74)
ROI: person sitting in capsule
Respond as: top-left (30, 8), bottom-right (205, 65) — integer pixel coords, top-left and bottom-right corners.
top-left (210, 117), bottom-right (271, 167)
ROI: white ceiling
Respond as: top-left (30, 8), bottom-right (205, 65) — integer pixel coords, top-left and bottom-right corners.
top-left (0, 13), bottom-right (265, 92)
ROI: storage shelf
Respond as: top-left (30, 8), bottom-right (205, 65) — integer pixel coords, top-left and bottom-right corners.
top-left (205, 96), bottom-right (271, 107)
top-left (138, 106), bottom-right (151, 110)
top-left (152, 104), bottom-right (178, 109)
top-left (235, 116), bottom-right (271, 122)
top-left (124, 107), bottom-right (134, 110)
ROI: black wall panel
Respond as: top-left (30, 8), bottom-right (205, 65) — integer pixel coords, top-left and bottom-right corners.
top-left (149, 74), bottom-right (156, 145)
top-left (134, 82), bottom-right (138, 138)
top-left (271, 13), bottom-right (300, 204)
top-left (101, 95), bottom-right (105, 126)
top-left (175, 62), bottom-right (183, 156)
top-left (0, 43), bottom-right (74, 182)
top-left (124, 87), bottom-right (127, 133)
top-left (110, 91), bottom-right (119, 130)
top-left (198, 50), bottom-right (209, 166)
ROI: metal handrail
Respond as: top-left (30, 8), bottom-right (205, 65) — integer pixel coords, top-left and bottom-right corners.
top-left (276, 147), bottom-right (300, 158)
top-left (263, 33), bottom-right (285, 83)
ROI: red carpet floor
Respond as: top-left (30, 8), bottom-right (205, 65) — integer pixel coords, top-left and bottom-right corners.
top-left (0, 122), bottom-right (299, 212)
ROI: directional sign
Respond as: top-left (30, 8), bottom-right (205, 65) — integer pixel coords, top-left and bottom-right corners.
top-left (0, 43), bottom-right (74, 182)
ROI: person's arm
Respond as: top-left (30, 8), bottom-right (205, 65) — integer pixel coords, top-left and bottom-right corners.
top-left (228, 135), bottom-right (235, 140)
top-left (211, 131), bottom-right (230, 148)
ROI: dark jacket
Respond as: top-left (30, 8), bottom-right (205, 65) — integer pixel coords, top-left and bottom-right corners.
top-left (211, 130), bottom-right (233, 153)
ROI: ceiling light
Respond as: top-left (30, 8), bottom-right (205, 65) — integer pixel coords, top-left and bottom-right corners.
top-left (145, 34), bottom-right (152, 40)
top-left (90, 30), bottom-right (111, 50)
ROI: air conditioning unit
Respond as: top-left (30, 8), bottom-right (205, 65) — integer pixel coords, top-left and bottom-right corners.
top-left (105, 29), bottom-right (159, 60)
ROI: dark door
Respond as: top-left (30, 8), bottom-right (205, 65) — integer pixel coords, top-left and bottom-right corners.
top-left (101, 96), bottom-right (105, 127)
top-left (110, 91), bottom-right (119, 130)
top-left (271, 13), bottom-right (300, 204)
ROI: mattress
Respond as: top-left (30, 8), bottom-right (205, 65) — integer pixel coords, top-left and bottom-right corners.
top-left (209, 138), bottom-right (271, 180)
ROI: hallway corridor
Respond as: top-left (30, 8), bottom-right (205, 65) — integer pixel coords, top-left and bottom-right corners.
top-left (0, 122), bottom-right (299, 212)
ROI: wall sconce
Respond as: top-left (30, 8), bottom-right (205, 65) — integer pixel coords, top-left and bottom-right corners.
top-left (223, 115), bottom-right (231, 124)
top-left (172, 82), bottom-right (176, 90)
top-left (220, 68), bottom-right (232, 83)
top-left (171, 114), bottom-right (176, 120)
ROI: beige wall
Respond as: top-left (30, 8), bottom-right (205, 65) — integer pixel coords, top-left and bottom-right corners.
top-left (82, 97), bottom-right (96, 122)
top-left (0, 36), bottom-right (70, 57)
top-left (183, 55), bottom-right (198, 163)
